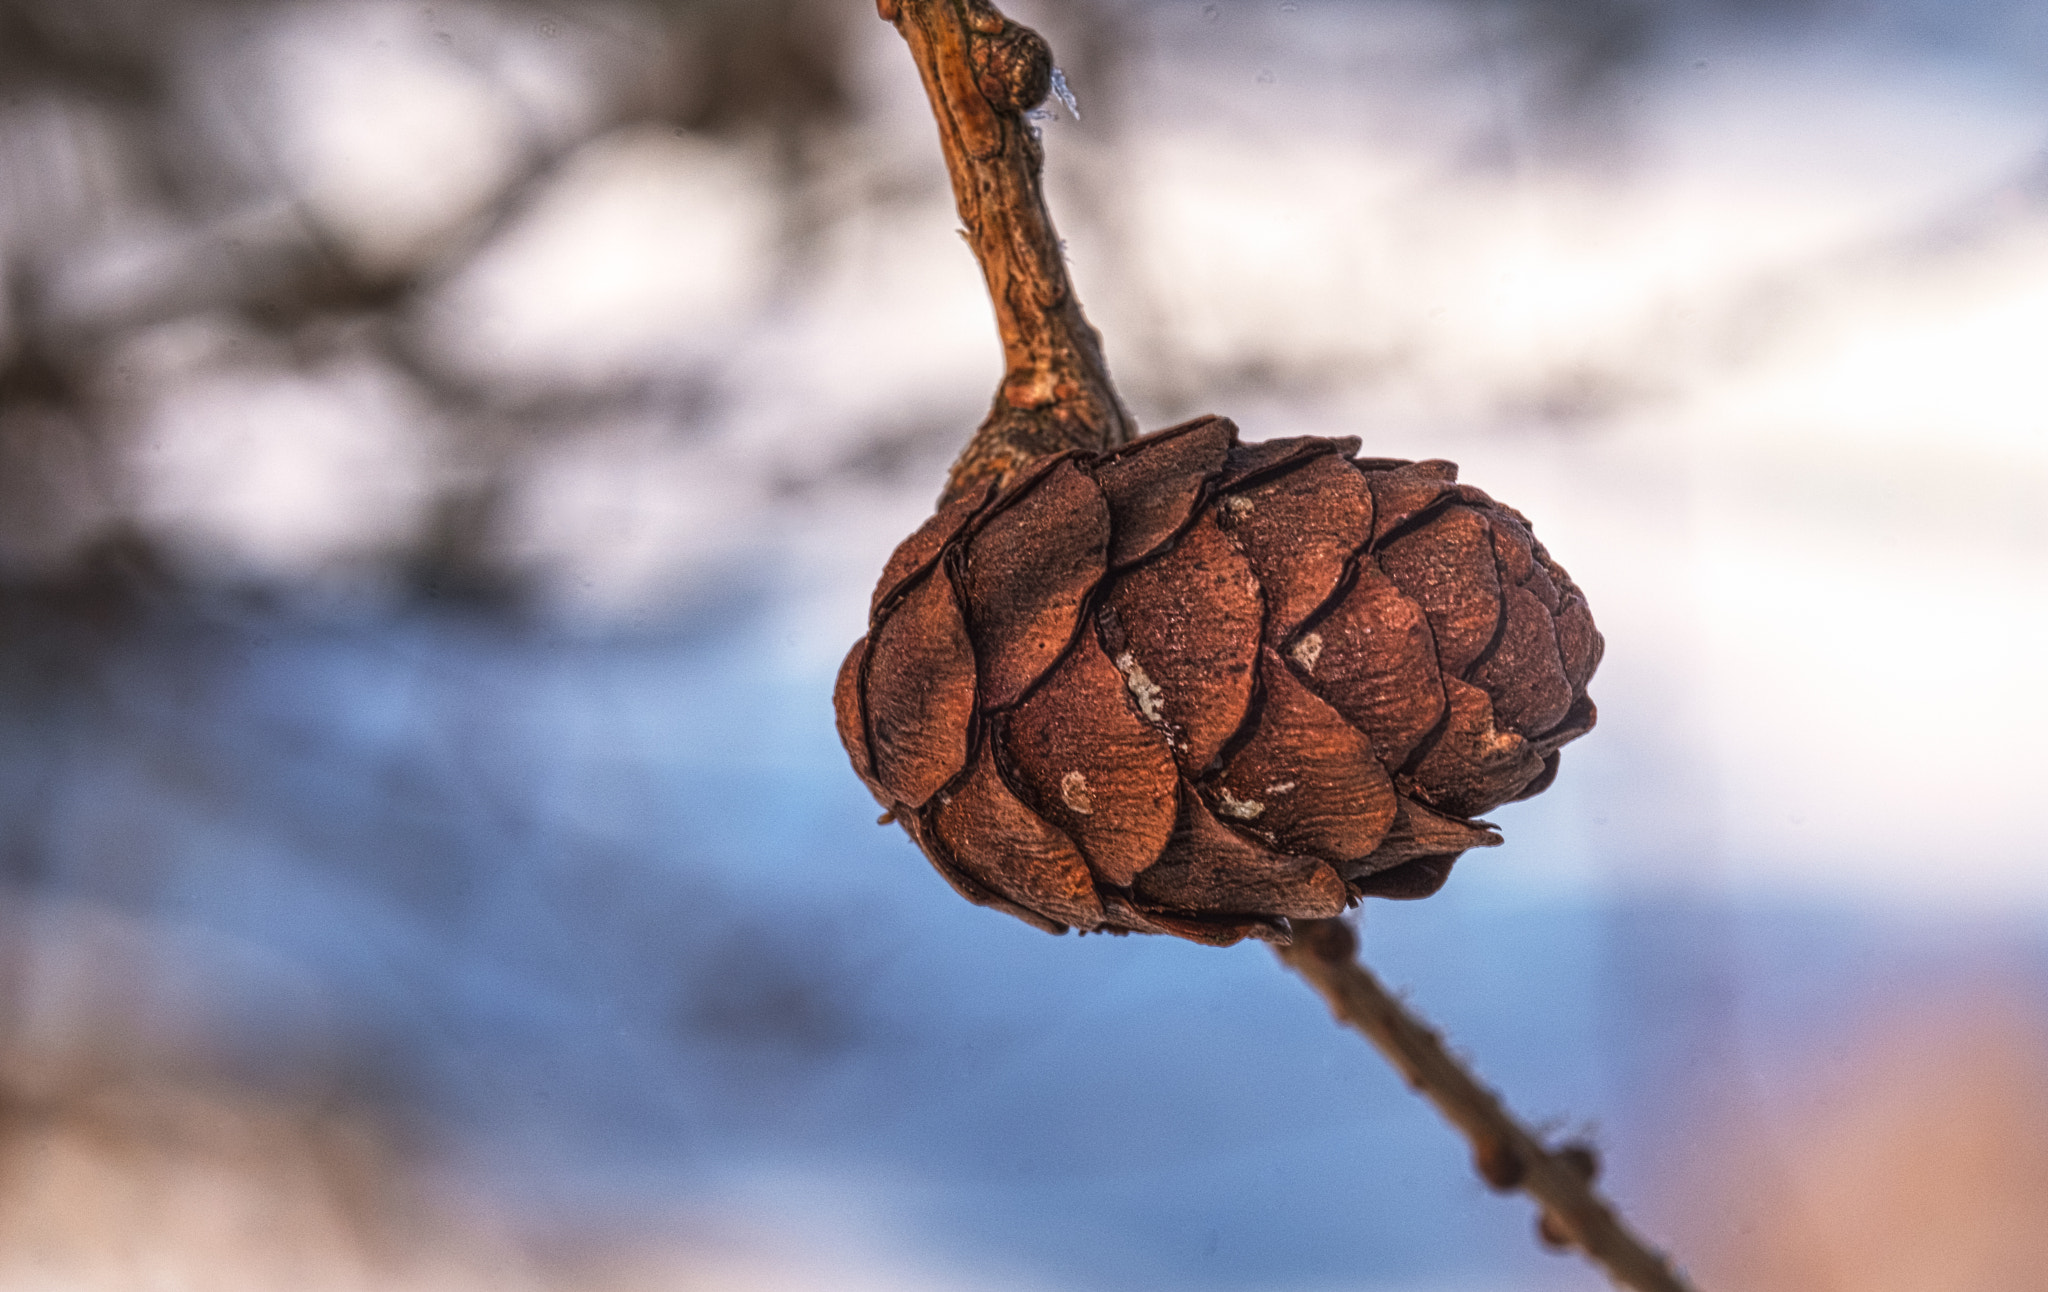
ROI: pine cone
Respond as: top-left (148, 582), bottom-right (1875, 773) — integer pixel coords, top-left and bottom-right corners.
top-left (835, 416), bottom-right (1601, 946)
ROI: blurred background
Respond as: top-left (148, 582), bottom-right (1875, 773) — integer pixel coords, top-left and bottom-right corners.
top-left (2, 0), bottom-right (2045, 1287)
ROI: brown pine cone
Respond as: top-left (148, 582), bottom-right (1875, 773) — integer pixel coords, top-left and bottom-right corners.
top-left (835, 416), bottom-right (1601, 946)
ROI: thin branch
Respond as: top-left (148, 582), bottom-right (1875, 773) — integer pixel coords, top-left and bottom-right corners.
top-left (884, 5), bottom-right (1694, 1284)
top-left (880, 0), bottom-right (1135, 505)
top-left (1276, 918), bottom-right (1699, 1292)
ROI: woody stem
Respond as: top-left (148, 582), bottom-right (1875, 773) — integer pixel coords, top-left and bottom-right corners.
top-left (879, 0), bottom-right (1135, 505)
top-left (1277, 919), bottom-right (1700, 1292)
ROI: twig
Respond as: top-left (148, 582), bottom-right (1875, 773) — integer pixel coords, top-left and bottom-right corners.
top-left (882, 6), bottom-right (1696, 1285)
top-left (1276, 918), bottom-right (1699, 1292)
top-left (879, 0), bottom-right (1135, 505)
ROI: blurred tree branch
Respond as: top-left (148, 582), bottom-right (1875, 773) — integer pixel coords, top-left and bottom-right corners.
top-left (0, 0), bottom-right (860, 599)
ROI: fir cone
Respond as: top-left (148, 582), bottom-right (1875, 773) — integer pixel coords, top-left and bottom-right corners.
top-left (835, 416), bottom-right (1601, 946)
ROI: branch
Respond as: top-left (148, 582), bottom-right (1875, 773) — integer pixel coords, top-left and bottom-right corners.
top-left (1276, 919), bottom-right (1699, 1292)
top-left (879, 0), bottom-right (1135, 505)
top-left (882, 4), bottom-right (1692, 1284)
